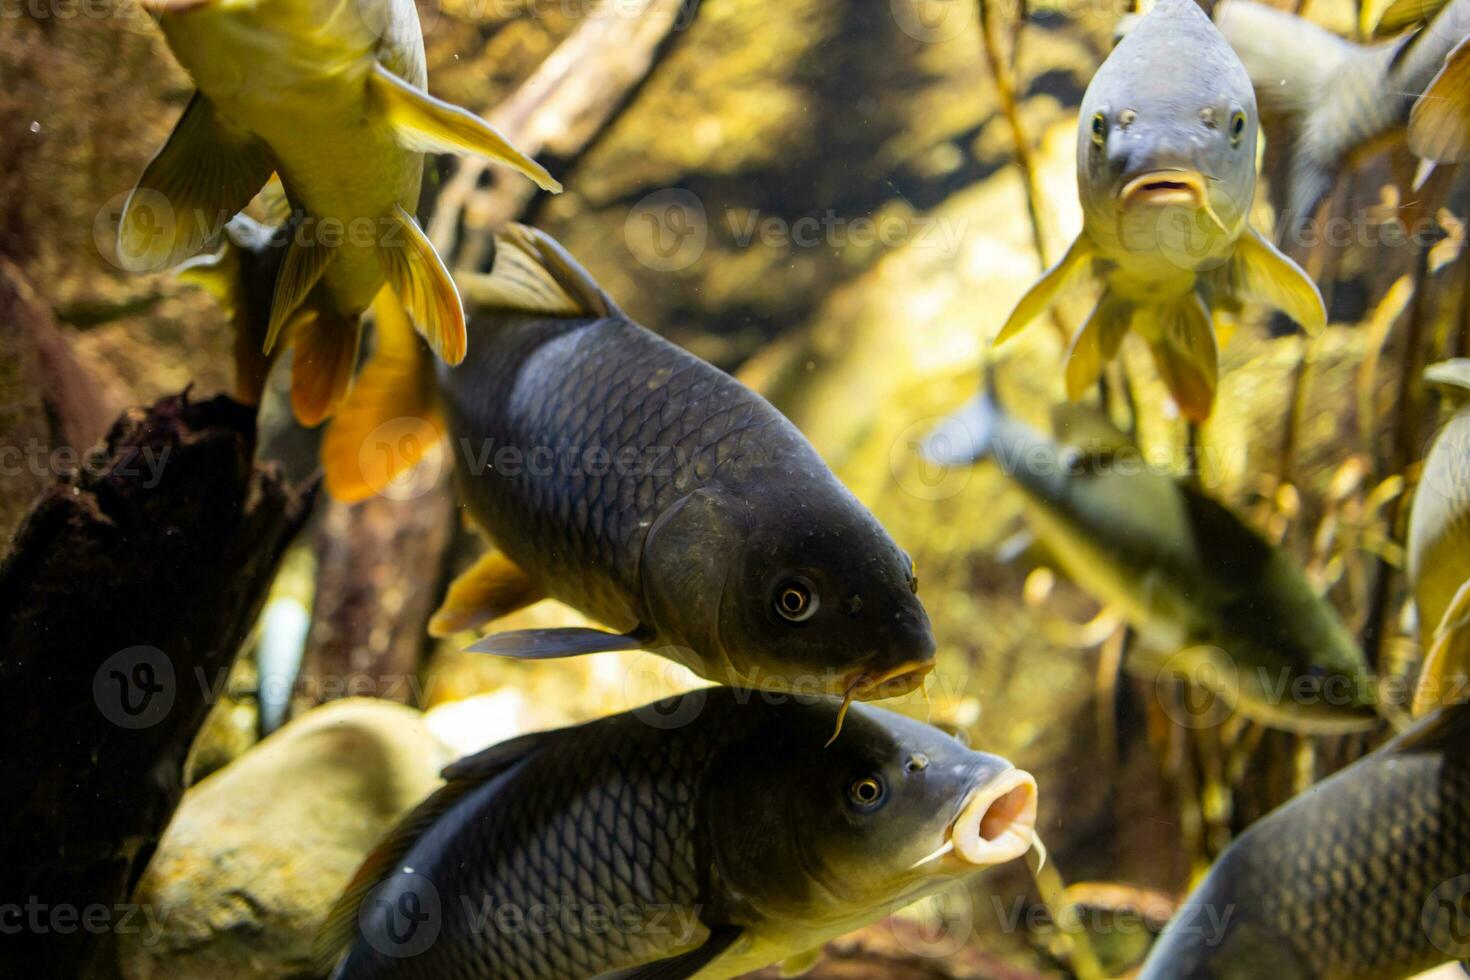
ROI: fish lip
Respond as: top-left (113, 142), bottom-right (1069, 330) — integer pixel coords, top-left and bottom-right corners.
top-left (948, 768), bottom-right (1038, 866)
top-left (843, 658), bottom-right (935, 702)
top-left (1117, 169), bottom-right (1209, 208)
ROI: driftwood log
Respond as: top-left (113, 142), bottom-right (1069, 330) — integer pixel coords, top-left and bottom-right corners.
top-left (296, 0), bottom-right (698, 712)
top-left (0, 392), bottom-right (312, 977)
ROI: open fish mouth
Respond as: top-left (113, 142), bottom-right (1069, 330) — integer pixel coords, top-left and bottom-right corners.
top-left (1119, 170), bottom-right (1210, 208)
top-left (906, 767), bottom-right (1039, 870)
top-left (951, 768), bottom-right (1039, 865)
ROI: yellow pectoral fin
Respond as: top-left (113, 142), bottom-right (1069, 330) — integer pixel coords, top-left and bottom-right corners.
top-left (118, 93), bottom-right (275, 273)
top-left (1229, 227), bottom-right (1326, 334)
top-left (321, 289), bottom-right (441, 502)
top-left (994, 234), bottom-right (1096, 346)
top-left (1064, 294), bottom-right (1132, 402)
top-left (779, 947), bottom-right (824, 977)
top-left (367, 64), bottom-right (561, 192)
top-left (1411, 39), bottom-right (1470, 163)
top-left (1425, 358), bottom-right (1470, 394)
top-left (1373, 0), bottom-right (1448, 34)
top-left (265, 222), bottom-right (334, 354)
top-left (1413, 578), bottom-right (1470, 716)
top-left (429, 551), bottom-right (546, 637)
top-left (1141, 295), bottom-right (1218, 424)
top-left (379, 205), bottom-right (467, 366)
top-left (289, 306), bottom-right (360, 427)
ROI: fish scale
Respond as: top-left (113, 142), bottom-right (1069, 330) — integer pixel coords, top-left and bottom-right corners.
top-left (440, 312), bottom-right (822, 631)
top-left (1139, 706), bottom-right (1470, 978)
top-left (398, 714), bottom-right (718, 980)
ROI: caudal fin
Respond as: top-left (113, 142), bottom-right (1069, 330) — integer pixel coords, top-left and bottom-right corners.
top-left (320, 288), bottom-right (442, 501)
top-left (924, 364), bottom-right (1007, 467)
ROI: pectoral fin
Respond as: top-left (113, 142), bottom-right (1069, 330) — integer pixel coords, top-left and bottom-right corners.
top-left (467, 627), bottom-right (648, 659)
top-left (265, 223), bottom-right (334, 354)
top-left (1412, 578), bottom-right (1470, 717)
top-left (994, 234), bottom-right (1096, 345)
top-left (367, 63), bottom-right (561, 192)
top-left (1224, 227), bottom-right (1327, 334)
top-left (595, 927), bottom-right (743, 979)
top-left (1064, 294), bottom-right (1131, 401)
top-left (429, 551), bottom-right (546, 637)
top-left (1138, 294), bottom-right (1217, 423)
top-left (1411, 39), bottom-right (1470, 163)
top-left (118, 93), bottom-right (275, 272)
top-left (378, 205), bottom-right (466, 365)
top-left (779, 947), bottom-right (824, 977)
top-left (289, 306), bottom-right (360, 427)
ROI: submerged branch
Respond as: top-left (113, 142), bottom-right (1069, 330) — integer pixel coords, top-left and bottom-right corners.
top-left (0, 392), bottom-right (312, 977)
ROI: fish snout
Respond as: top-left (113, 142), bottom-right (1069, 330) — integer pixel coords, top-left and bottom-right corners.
top-left (1118, 169), bottom-right (1209, 210)
top-left (951, 767), bottom-right (1038, 866)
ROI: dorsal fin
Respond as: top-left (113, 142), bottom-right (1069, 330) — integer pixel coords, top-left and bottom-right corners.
top-left (313, 729), bottom-right (555, 974)
top-left (455, 223), bottom-right (621, 319)
top-left (1388, 701), bottom-right (1470, 756)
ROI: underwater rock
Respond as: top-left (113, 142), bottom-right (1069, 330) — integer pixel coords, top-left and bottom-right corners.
top-left (118, 699), bottom-right (451, 980)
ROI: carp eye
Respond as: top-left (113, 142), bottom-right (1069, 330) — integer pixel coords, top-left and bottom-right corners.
top-left (774, 578), bottom-right (818, 623)
top-left (1230, 110), bottom-right (1247, 146)
top-left (848, 774), bottom-right (886, 808)
top-left (1090, 112), bottom-right (1106, 147)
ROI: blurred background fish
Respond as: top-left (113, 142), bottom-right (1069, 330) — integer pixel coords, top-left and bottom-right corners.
top-left (925, 370), bottom-right (1378, 735)
top-left (1408, 360), bottom-right (1470, 714)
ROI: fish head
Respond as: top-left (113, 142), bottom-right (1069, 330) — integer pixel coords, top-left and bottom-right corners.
top-left (721, 490), bottom-right (936, 698)
top-left (1078, 0), bottom-right (1257, 275)
top-left (641, 485), bottom-right (936, 696)
top-left (706, 703), bottom-right (1037, 924)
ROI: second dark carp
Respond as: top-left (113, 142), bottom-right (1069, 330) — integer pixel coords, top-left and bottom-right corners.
top-left (321, 225), bottom-right (936, 703)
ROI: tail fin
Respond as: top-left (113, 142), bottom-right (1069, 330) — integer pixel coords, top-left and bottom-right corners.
top-left (924, 364), bottom-right (1006, 467)
top-left (320, 288), bottom-right (443, 502)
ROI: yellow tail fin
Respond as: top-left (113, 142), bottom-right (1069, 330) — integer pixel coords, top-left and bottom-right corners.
top-left (321, 288), bottom-right (444, 502)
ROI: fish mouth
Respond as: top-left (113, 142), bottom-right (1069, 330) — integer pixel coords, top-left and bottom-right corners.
top-left (950, 768), bottom-right (1039, 866)
top-left (847, 658), bottom-right (935, 702)
top-left (824, 659), bottom-right (936, 747)
top-left (1118, 170), bottom-right (1211, 208)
